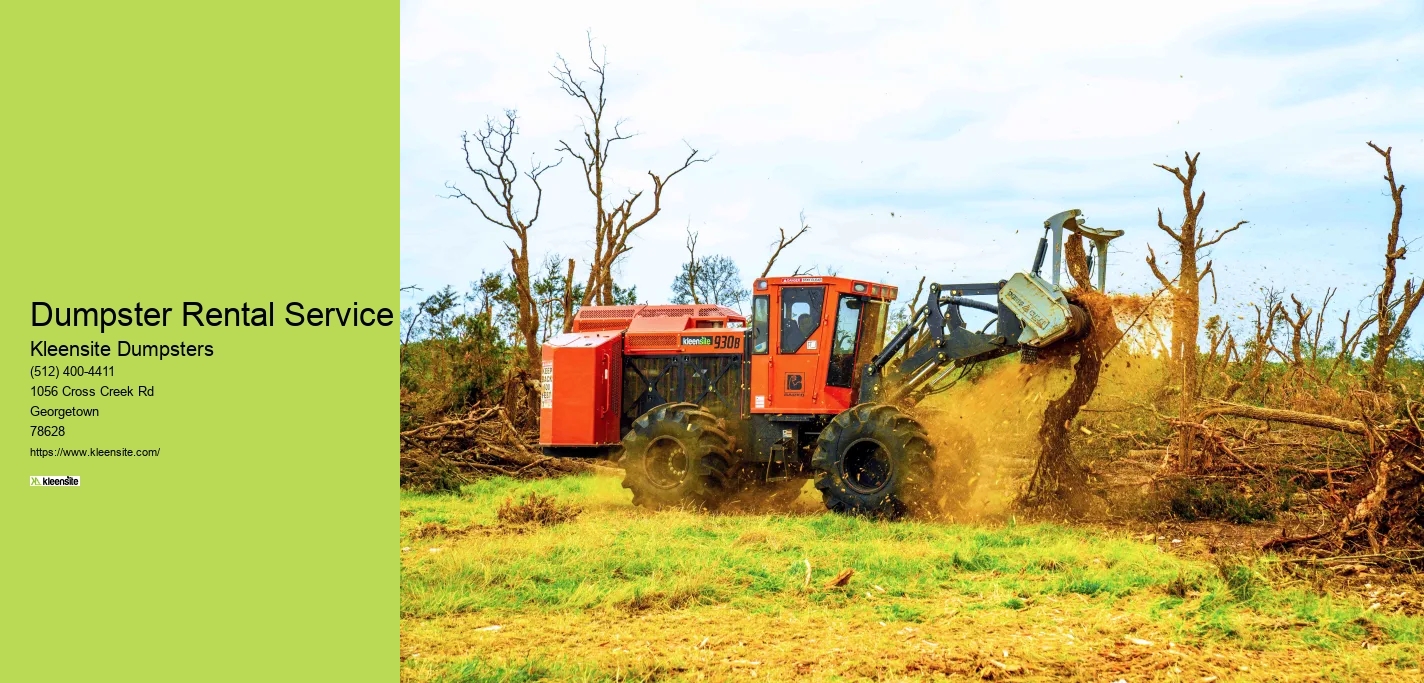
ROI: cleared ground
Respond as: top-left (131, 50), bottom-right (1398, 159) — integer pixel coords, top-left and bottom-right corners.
top-left (400, 476), bottom-right (1424, 681)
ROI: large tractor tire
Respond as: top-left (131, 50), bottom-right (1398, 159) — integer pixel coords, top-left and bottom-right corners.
top-left (621, 402), bottom-right (736, 510)
top-left (812, 404), bottom-right (936, 518)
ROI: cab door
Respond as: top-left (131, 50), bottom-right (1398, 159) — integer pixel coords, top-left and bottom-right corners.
top-left (767, 285), bottom-right (826, 412)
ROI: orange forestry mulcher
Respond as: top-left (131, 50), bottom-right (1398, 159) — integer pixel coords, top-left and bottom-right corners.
top-left (540, 210), bottom-right (1121, 517)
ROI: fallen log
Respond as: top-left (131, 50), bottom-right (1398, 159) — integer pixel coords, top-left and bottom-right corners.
top-left (1197, 401), bottom-right (1367, 435)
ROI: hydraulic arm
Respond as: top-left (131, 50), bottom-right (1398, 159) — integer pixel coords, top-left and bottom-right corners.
top-left (858, 280), bottom-right (1024, 404)
top-left (857, 209), bottom-right (1121, 405)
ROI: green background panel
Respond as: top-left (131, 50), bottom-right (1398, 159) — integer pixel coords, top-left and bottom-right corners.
top-left (2, 2), bottom-right (394, 680)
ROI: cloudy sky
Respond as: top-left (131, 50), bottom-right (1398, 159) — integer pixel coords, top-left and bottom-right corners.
top-left (401, 0), bottom-right (1424, 342)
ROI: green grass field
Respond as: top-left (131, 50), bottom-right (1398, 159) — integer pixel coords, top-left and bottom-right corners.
top-left (400, 475), bottom-right (1424, 681)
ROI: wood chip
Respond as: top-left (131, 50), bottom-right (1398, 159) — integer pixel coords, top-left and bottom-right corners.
top-left (824, 568), bottom-right (854, 588)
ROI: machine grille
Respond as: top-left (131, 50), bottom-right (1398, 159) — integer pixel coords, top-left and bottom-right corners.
top-left (627, 334), bottom-right (678, 348)
top-left (636, 307), bottom-right (695, 317)
top-left (622, 354), bottom-right (744, 426)
top-left (581, 306), bottom-right (640, 319)
top-left (573, 321), bottom-right (627, 332)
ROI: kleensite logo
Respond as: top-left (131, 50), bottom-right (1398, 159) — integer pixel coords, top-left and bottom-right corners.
top-left (31, 475), bottom-right (81, 487)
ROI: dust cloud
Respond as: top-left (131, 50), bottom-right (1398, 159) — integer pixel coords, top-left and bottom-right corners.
top-left (912, 291), bottom-right (1163, 520)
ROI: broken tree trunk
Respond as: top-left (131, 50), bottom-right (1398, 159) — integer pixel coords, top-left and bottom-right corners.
top-left (1020, 289), bottom-right (1123, 515)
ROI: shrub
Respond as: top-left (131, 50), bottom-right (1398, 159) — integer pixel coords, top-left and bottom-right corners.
top-left (1165, 481), bottom-right (1275, 524)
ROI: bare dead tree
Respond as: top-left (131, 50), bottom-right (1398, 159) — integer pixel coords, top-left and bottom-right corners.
top-left (1144, 152), bottom-right (1247, 471)
top-left (403, 309), bottom-right (423, 348)
top-left (1282, 294), bottom-right (1312, 368)
top-left (760, 212), bottom-right (812, 278)
top-left (902, 275), bottom-right (927, 346)
top-left (1308, 288), bottom-right (1337, 367)
top-left (444, 110), bottom-right (560, 374)
top-left (684, 223), bottom-right (701, 305)
top-left (400, 285), bottom-right (424, 347)
top-left (1366, 142), bottom-right (1421, 389)
top-left (553, 36), bottom-right (709, 306)
top-left (1205, 312), bottom-right (1243, 401)
top-left (1203, 315), bottom-right (1229, 382)
top-left (1245, 295), bottom-right (1283, 391)
top-left (1328, 309), bottom-right (1378, 383)
top-left (906, 276), bottom-right (926, 312)
top-left (560, 258), bottom-right (577, 333)
top-left (1213, 325), bottom-right (1243, 399)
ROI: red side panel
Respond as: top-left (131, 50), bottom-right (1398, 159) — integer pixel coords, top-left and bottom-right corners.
top-left (538, 333), bottom-right (623, 446)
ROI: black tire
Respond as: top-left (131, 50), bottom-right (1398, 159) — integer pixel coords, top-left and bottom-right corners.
top-left (621, 402), bottom-right (736, 510)
top-left (812, 404), bottom-right (935, 518)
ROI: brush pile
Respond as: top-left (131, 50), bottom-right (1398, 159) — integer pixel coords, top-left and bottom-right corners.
top-left (1254, 400), bottom-right (1424, 564)
top-left (399, 404), bottom-right (609, 492)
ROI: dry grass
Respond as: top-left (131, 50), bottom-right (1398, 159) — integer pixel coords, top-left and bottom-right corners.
top-left (402, 598), bottom-right (1410, 682)
top-left (399, 475), bottom-right (1424, 682)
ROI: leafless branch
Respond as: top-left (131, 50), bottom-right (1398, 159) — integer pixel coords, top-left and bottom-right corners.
top-left (684, 221), bottom-right (700, 305)
top-left (1200, 260), bottom-right (1218, 304)
top-left (1154, 207), bottom-right (1184, 243)
top-left (1144, 244), bottom-right (1173, 289)
top-left (1197, 220), bottom-right (1247, 250)
top-left (761, 211), bottom-right (812, 278)
top-left (1309, 287), bottom-right (1336, 366)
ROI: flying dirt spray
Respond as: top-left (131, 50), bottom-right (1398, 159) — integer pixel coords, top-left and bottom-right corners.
top-left (1020, 288), bottom-right (1124, 514)
top-left (913, 227), bottom-right (1134, 519)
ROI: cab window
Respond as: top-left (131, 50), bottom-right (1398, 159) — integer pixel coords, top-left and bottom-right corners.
top-left (827, 295), bottom-right (862, 387)
top-left (751, 295), bottom-right (769, 354)
top-left (779, 287), bottom-right (824, 353)
top-left (854, 299), bottom-right (888, 380)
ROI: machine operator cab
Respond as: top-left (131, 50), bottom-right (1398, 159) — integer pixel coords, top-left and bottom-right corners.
top-left (747, 276), bottom-right (897, 414)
